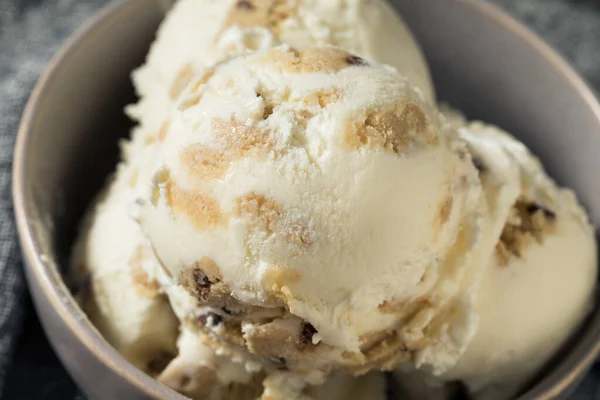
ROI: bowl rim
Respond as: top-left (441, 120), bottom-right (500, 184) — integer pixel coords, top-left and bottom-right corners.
top-left (12, 0), bottom-right (600, 399)
top-left (12, 0), bottom-right (186, 398)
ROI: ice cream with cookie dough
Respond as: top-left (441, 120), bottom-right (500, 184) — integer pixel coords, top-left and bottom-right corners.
top-left (70, 1), bottom-right (597, 399)
top-left (137, 45), bottom-right (484, 396)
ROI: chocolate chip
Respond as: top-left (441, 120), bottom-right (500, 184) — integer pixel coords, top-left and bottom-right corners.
top-left (300, 323), bottom-right (317, 346)
top-left (269, 357), bottom-right (287, 367)
top-left (220, 306), bottom-right (233, 315)
top-left (208, 313), bottom-right (223, 326)
top-left (193, 269), bottom-right (212, 301)
top-left (198, 312), bottom-right (223, 327)
top-left (526, 203), bottom-right (556, 220)
top-left (237, 0), bottom-right (255, 10)
top-left (346, 55), bottom-right (368, 66)
top-left (256, 92), bottom-right (261, 97)
top-left (472, 155), bottom-right (486, 173)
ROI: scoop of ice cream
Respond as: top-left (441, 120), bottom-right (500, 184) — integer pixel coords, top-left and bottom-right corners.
top-left (394, 118), bottom-right (598, 400)
top-left (443, 122), bottom-right (597, 399)
top-left (126, 0), bottom-right (434, 138)
top-left (72, 0), bottom-right (437, 395)
top-left (138, 46), bottom-right (483, 381)
top-left (71, 154), bottom-right (179, 373)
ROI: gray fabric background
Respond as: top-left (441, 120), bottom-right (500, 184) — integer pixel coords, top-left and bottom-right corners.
top-left (0, 0), bottom-right (599, 398)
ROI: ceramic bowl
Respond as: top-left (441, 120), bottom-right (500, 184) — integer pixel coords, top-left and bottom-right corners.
top-left (13, 0), bottom-right (600, 398)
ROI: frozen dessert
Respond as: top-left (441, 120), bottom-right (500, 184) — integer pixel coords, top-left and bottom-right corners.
top-left (71, 156), bottom-right (179, 373)
top-left (393, 116), bottom-right (597, 399)
top-left (137, 45), bottom-right (483, 393)
top-left (445, 121), bottom-right (597, 399)
top-left (73, 0), bottom-right (436, 389)
top-left (70, 0), bottom-right (598, 399)
top-left (126, 0), bottom-right (435, 143)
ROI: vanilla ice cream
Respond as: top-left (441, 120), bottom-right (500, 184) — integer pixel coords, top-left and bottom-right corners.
top-left (71, 154), bottom-right (179, 373)
top-left (126, 0), bottom-right (435, 142)
top-left (71, 1), bottom-right (598, 397)
top-left (138, 45), bottom-right (484, 388)
top-left (394, 118), bottom-right (598, 400)
top-left (445, 121), bottom-right (597, 399)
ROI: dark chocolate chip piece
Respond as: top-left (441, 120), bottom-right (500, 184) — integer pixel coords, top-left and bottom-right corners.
top-left (193, 269), bottom-right (212, 301)
top-left (269, 357), bottom-right (287, 367)
top-left (220, 306), bottom-right (233, 315)
top-left (198, 312), bottom-right (223, 327)
top-left (237, 0), bottom-right (255, 10)
top-left (267, 356), bottom-right (288, 371)
top-left (526, 203), bottom-right (556, 220)
top-left (208, 313), bottom-right (223, 326)
top-left (300, 322), bottom-right (317, 346)
top-left (346, 55), bottom-right (368, 66)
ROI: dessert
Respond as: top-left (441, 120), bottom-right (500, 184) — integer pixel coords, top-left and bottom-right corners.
top-left (138, 45), bottom-right (483, 392)
top-left (71, 159), bottom-right (178, 373)
top-left (70, 1), bottom-right (597, 399)
top-left (73, 0), bottom-right (436, 388)
top-left (127, 0), bottom-right (435, 146)
top-left (393, 116), bottom-right (597, 399)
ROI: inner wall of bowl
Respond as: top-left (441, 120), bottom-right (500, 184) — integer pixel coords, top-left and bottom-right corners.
top-left (394, 0), bottom-right (600, 224)
top-left (23, 0), bottom-right (600, 398)
top-left (25, 3), bottom-right (163, 276)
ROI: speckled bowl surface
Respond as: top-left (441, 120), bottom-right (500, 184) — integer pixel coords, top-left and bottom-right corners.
top-left (13, 0), bottom-right (600, 399)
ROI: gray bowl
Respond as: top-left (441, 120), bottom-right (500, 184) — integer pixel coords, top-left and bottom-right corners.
top-left (12, 0), bottom-right (600, 399)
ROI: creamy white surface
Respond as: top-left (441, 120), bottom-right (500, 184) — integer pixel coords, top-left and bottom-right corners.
top-left (443, 122), bottom-right (598, 399)
top-left (126, 0), bottom-right (434, 139)
top-left (74, 0), bottom-right (445, 396)
top-left (140, 47), bottom-right (483, 371)
top-left (393, 117), bottom-right (598, 400)
top-left (71, 154), bottom-right (178, 370)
